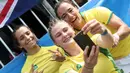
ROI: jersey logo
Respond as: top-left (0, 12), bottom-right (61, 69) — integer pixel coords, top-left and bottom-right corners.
top-left (76, 64), bottom-right (82, 70)
top-left (33, 64), bottom-right (38, 70)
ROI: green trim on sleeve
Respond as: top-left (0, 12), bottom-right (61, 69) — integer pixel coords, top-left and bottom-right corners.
top-left (106, 12), bottom-right (113, 25)
top-left (100, 48), bottom-right (124, 73)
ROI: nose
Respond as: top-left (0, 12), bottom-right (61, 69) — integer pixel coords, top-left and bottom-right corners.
top-left (66, 13), bottom-right (73, 21)
top-left (62, 32), bottom-right (67, 37)
top-left (25, 35), bottom-right (30, 40)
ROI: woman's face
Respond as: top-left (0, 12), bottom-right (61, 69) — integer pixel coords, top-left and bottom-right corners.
top-left (14, 26), bottom-right (37, 51)
top-left (57, 2), bottom-right (83, 29)
top-left (51, 21), bottom-right (75, 48)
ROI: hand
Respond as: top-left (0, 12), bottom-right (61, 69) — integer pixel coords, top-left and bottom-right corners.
top-left (83, 45), bottom-right (99, 69)
top-left (48, 48), bottom-right (66, 62)
top-left (112, 33), bottom-right (120, 47)
top-left (82, 19), bottom-right (105, 35)
top-left (28, 64), bottom-right (44, 73)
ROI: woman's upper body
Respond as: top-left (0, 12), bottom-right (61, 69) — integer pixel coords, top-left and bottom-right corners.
top-left (54, 0), bottom-right (130, 59)
top-left (48, 19), bottom-right (121, 73)
top-left (12, 25), bottom-right (65, 73)
top-left (22, 46), bottom-right (64, 73)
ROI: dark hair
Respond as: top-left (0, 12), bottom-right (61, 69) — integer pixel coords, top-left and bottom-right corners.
top-left (12, 25), bottom-right (29, 52)
top-left (54, 0), bottom-right (76, 18)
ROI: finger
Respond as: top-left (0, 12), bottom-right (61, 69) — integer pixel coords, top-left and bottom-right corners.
top-left (88, 45), bottom-right (96, 61)
top-left (95, 46), bottom-right (99, 56)
top-left (84, 46), bottom-right (89, 59)
top-left (81, 19), bottom-right (96, 32)
top-left (93, 46), bottom-right (99, 60)
top-left (90, 25), bottom-right (101, 34)
top-left (57, 48), bottom-right (60, 52)
top-left (112, 43), bottom-right (117, 48)
top-left (48, 50), bottom-right (56, 53)
top-left (51, 55), bottom-right (56, 60)
top-left (30, 64), bottom-right (34, 73)
top-left (83, 20), bottom-right (99, 34)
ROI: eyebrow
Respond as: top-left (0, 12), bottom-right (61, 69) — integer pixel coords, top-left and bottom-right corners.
top-left (68, 8), bottom-right (72, 11)
top-left (61, 8), bottom-right (72, 18)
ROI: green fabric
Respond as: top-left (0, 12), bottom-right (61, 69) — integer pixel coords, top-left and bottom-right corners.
top-left (106, 12), bottom-right (113, 24)
top-left (100, 47), bottom-right (124, 73)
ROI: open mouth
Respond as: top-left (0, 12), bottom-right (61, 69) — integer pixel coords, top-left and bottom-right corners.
top-left (26, 38), bottom-right (34, 45)
top-left (63, 35), bottom-right (72, 43)
top-left (70, 17), bottom-right (77, 27)
top-left (71, 17), bottom-right (77, 23)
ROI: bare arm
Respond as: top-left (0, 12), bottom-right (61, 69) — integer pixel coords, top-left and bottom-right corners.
top-left (108, 14), bottom-right (130, 40)
top-left (96, 27), bottom-right (114, 48)
top-left (82, 19), bottom-right (114, 48)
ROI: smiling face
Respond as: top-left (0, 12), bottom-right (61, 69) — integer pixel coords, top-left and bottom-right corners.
top-left (14, 26), bottom-right (37, 51)
top-left (57, 2), bottom-right (84, 29)
top-left (51, 21), bottom-right (75, 48)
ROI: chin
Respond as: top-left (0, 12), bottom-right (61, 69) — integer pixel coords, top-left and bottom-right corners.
top-left (64, 39), bottom-right (75, 46)
top-left (29, 42), bottom-right (37, 48)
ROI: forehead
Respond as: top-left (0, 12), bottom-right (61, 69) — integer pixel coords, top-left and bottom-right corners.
top-left (15, 26), bottom-right (31, 38)
top-left (57, 2), bottom-right (74, 16)
top-left (51, 22), bottom-right (70, 33)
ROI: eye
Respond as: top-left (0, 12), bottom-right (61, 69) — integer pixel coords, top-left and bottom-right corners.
top-left (63, 27), bottom-right (68, 32)
top-left (26, 31), bottom-right (30, 35)
top-left (68, 8), bottom-right (73, 13)
top-left (19, 36), bottom-right (24, 41)
top-left (55, 33), bottom-right (61, 38)
top-left (62, 14), bottom-right (67, 19)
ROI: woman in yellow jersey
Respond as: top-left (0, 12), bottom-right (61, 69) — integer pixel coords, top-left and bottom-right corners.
top-left (54, 0), bottom-right (130, 73)
top-left (48, 19), bottom-right (122, 73)
top-left (12, 25), bottom-right (65, 73)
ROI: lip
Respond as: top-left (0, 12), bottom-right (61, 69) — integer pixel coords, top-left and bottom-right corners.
top-left (71, 17), bottom-right (77, 27)
top-left (26, 38), bottom-right (34, 45)
top-left (63, 36), bottom-right (72, 43)
top-left (71, 17), bottom-right (77, 23)
top-left (26, 40), bottom-right (32, 45)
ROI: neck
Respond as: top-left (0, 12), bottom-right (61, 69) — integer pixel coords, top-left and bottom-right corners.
top-left (26, 45), bottom-right (41, 55)
top-left (64, 41), bottom-right (82, 56)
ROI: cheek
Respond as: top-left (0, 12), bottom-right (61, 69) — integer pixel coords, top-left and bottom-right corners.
top-left (19, 41), bottom-right (25, 46)
top-left (56, 38), bottom-right (63, 45)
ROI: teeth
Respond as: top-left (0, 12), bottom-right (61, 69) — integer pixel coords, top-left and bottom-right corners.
top-left (63, 36), bottom-right (72, 43)
top-left (26, 38), bottom-right (32, 44)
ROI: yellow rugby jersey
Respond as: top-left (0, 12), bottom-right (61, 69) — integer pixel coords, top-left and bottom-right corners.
top-left (59, 50), bottom-right (84, 73)
top-left (21, 45), bottom-right (65, 73)
top-left (80, 7), bottom-right (130, 59)
top-left (59, 47), bottom-right (119, 73)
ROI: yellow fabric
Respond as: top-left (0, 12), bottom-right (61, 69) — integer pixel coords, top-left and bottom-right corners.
top-left (59, 50), bottom-right (84, 73)
top-left (81, 7), bottom-right (130, 59)
top-left (59, 50), bottom-right (118, 73)
top-left (21, 45), bottom-right (65, 73)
